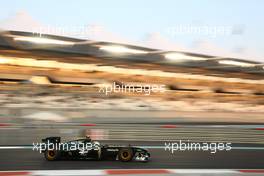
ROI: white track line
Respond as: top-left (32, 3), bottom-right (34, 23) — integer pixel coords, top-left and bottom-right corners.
top-left (1, 145), bottom-right (264, 150)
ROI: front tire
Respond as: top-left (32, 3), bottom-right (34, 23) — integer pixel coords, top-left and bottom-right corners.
top-left (118, 148), bottom-right (133, 162)
top-left (44, 150), bottom-right (61, 161)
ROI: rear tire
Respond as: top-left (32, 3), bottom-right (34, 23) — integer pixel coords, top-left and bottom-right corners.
top-left (44, 150), bottom-right (61, 161)
top-left (118, 148), bottom-right (133, 162)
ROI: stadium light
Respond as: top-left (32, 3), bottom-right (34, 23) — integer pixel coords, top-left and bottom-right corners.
top-left (164, 52), bottom-right (208, 61)
top-left (13, 36), bottom-right (74, 45)
top-left (99, 45), bottom-right (149, 54)
top-left (218, 60), bottom-right (255, 67)
top-left (0, 57), bottom-right (8, 64)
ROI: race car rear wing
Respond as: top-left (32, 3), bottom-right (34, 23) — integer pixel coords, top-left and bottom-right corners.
top-left (42, 137), bottom-right (61, 144)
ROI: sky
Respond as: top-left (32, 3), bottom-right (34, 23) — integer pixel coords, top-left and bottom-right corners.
top-left (0, 0), bottom-right (263, 62)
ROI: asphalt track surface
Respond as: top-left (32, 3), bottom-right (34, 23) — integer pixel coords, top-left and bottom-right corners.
top-left (0, 142), bottom-right (263, 171)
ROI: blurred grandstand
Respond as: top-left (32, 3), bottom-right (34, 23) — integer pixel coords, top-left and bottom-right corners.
top-left (0, 30), bottom-right (263, 116)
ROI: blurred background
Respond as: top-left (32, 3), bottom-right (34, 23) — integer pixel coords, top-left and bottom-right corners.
top-left (0, 0), bottom-right (264, 172)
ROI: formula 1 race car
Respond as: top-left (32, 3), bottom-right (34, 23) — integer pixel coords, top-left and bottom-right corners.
top-left (41, 137), bottom-right (150, 162)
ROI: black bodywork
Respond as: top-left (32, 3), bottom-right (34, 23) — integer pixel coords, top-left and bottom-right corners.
top-left (41, 137), bottom-right (150, 162)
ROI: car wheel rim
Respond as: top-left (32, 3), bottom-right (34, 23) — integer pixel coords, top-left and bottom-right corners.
top-left (121, 151), bottom-right (130, 159)
top-left (48, 151), bottom-right (55, 159)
